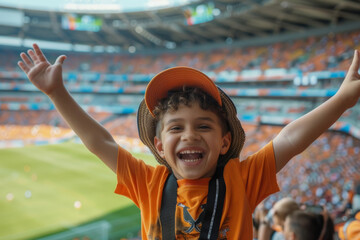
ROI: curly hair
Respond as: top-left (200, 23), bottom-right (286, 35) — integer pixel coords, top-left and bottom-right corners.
top-left (153, 86), bottom-right (230, 138)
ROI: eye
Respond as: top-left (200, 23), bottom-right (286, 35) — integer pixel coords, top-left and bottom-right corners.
top-left (169, 125), bottom-right (182, 132)
top-left (198, 124), bottom-right (211, 130)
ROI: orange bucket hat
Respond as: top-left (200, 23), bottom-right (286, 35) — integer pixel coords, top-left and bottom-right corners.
top-left (137, 66), bottom-right (245, 168)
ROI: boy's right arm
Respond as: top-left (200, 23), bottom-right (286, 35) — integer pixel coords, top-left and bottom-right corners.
top-left (18, 44), bottom-right (118, 173)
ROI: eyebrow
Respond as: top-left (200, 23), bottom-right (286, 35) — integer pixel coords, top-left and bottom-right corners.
top-left (164, 117), bottom-right (216, 125)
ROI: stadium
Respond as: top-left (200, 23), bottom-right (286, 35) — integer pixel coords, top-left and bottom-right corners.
top-left (1, 0), bottom-right (360, 239)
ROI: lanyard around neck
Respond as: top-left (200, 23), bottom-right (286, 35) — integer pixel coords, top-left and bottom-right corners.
top-left (160, 166), bottom-right (226, 240)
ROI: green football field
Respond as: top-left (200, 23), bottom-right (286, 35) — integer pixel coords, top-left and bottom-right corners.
top-left (0, 142), bottom-right (157, 240)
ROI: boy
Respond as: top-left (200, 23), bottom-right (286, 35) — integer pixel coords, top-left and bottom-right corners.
top-left (18, 44), bottom-right (360, 239)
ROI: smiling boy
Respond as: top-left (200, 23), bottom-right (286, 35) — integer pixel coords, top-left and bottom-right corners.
top-left (155, 101), bottom-right (229, 179)
top-left (18, 44), bottom-right (360, 239)
top-left (117, 72), bottom-right (274, 239)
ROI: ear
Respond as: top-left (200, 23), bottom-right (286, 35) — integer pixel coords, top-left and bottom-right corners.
top-left (154, 136), bottom-right (165, 158)
top-left (220, 131), bottom-right (231, 155)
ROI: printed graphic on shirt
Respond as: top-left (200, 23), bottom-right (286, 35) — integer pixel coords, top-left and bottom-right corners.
top-left (148, 203), bottom-right (229, 239)
top-left (177, 203), bottom-right (205, 233)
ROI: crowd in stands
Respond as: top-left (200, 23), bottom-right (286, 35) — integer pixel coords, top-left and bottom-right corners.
top-left (246, 126), bottom-right (360, 218)
top-left (2, 30), bottom-right (360, 136)
top-left (0, 30), bottom-right (359, 78)
top-left (247, 125), bottom-right (360, 239)
top-left (53, 30), bottom-right (360, 75)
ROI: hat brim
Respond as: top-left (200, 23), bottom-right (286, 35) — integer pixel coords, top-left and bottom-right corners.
top-left (137, 87), bottom-right (245, 168)
top-left (145, 66), bottom-right (222, 117)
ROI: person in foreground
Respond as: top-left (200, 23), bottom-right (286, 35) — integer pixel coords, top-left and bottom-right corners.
top-left (18, 44), bottom-right (360, 240)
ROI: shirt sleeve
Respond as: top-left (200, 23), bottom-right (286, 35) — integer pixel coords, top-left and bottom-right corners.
top-left (240, 141), bottom-right (280, 210)
top-left (114, 145), bottom-right (168, 208)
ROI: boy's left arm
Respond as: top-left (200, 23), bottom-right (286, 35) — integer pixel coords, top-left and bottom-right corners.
top-left (273, 50), bottom-right (360, 173)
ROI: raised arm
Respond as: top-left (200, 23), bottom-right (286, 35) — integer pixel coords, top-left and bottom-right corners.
top-left (273, 50), bottom-right (360, 173)
top-left (18, 43), bottom-right (118, 173)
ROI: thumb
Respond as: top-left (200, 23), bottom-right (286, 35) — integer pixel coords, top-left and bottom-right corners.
top-left (55, 55), bottom-right (67, 65)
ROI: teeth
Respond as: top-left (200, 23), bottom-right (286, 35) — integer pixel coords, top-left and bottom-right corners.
top-left (179, 150), bottom-right (202, 154)
top-left (184, 159), bottom-right (201, 162)
top-left (178, 150), bottom-right (203, 161)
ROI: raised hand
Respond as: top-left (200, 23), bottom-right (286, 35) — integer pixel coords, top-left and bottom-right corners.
top-left (337, 49), bottom-right (360, 109)
top-left (17, 43), bottom-right (67, 96)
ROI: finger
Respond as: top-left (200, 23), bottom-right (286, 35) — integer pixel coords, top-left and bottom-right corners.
top-left (33, 43), bottom-right (48, 62)
top-left (17, 61), bottom-right (30, 73)
top-left (54, 55), bottom-right (67, 65)
top-left (27, 49), bottom-right (39, 63)
top-left (20, 52), bottom-right (33, 67)
top-left (349, 49), bottom-right (359, 74)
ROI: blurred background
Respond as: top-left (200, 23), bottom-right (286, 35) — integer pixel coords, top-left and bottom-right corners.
top-left (0, 0), bottom-right (360, 239)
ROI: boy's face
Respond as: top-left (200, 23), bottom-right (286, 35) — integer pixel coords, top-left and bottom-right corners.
top-left (154, 102), bottom-right (231, 180)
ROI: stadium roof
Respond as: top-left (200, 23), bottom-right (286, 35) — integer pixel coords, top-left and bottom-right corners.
top-left (0, 0), bottom-right (360, 53)
top-left (0, 0), bottom-right (195, 13)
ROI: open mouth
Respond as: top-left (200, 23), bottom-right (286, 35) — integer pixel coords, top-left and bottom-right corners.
top-left (177, 150), bottom-right (204, 162)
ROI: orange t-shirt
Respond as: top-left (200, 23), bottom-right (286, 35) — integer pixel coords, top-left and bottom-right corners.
top-left (115, 141), bottom-right (279, 239)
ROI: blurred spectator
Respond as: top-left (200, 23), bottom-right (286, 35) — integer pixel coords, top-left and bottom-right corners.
top-left (283, 210), bottom-right (335, 240)
top-left (338, 210), bottom-right (360, 240)
top-left (253, 216), bottom-right (261, 240)
top-left (258, 197), bottom-right (299, 240)
top-left (353, 182), bottom-right (360, 212)
top-left (338, 187), bottom-right (360, 240)
top-left (253, 202), bottom-right (269, 240)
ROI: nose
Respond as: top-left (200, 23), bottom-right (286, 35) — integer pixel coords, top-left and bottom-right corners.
top-left (181, 128), bottom-right (200, 141)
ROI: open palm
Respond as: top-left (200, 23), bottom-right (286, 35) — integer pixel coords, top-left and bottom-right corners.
top-left (18, 43), bottom-right (66, 96)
